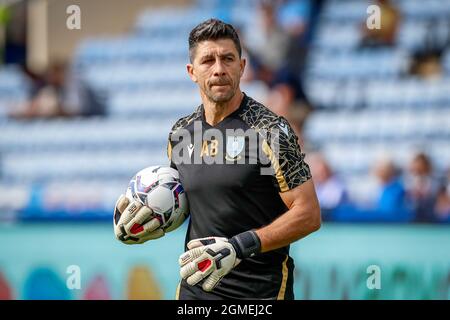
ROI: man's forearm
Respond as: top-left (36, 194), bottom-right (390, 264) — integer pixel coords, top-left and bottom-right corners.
top-left (255, 205), bottom-right (321, 253)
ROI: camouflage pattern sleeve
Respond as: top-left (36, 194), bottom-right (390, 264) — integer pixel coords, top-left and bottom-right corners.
top-left (263, 117), bottom-right (312, 192)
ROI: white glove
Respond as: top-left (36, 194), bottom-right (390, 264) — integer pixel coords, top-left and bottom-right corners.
top-left (113, 195), bottom-right (164, 245)
top-left (178, 237), bottom-right (241, 292)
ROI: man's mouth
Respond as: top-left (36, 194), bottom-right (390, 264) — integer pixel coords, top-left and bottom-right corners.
top-left (211, 83), bottom-right (229, 87)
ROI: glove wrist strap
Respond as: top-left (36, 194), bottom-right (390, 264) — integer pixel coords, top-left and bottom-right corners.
top-left (229, 230), bottom-right (261, 259)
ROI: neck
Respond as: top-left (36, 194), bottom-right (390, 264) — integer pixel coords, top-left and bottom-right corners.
top-left (201, 90), bottom-right (244, 126)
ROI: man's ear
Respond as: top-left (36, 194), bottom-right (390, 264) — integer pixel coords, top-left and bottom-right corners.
top-left (240, 58), bottom-right (246, 77)
top-left (187, 64), bottom-right (197, 83)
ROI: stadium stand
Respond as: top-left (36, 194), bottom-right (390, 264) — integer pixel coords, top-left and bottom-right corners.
top-left (304, 0), bottom-right (450, 222)
top-left (0, 0), bottom-right (449, 222)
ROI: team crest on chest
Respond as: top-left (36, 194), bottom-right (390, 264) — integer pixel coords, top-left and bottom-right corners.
top-left (225, 136), bottom-right (245, 161)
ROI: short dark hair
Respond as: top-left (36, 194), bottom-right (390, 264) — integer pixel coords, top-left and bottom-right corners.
top-left (188, 18), bottom-right (242, 62)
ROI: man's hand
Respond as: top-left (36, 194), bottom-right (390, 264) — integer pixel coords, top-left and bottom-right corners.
top-left (113, 195), bottom-right (165, 244)
top-left (178, 237), bottom-right (241, 292)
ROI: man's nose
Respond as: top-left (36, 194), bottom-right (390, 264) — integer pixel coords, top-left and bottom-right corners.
top-left (212, 59), bottom-right (226, 77)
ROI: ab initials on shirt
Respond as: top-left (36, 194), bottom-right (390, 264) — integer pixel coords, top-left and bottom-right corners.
top-left (200, 139), bottom-right (219, 157)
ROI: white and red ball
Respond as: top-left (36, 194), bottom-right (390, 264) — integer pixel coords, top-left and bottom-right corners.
top-left (126, 166), bottom-right (188, 232)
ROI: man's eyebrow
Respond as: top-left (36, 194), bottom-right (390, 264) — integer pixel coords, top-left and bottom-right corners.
top-left (199, 52), bottom-right (236, 60)
top-left (220, 53), bottom-right (236, 58)
top-left (200, 54), bottom-right (214, 60)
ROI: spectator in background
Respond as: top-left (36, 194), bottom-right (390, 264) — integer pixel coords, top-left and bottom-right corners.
top-left (408, 21), bottom-right (447, 80)
top-left (372, 158), bottom-right (411, 217)
top-left (331, 157), bottom-right (413, 222)
top-left (0, 5), bottom-right (10, 63)
top-left (408, 51), bottom-right (443, 79)
top-left (265, 67), bottom-right (312, 141)
top-left (308, 152), bottom-right (347, 220)
top-left (405, 153), bottom-right (441, 222)
top-left (64, 63), bottom-right (107, 117)
top-left (244, 0), bottom-right (290, 85)
top-left (10, 62), bottom-right (69, 119)
top-left (2, 1), bottom-right (27, 65)
top-left (243, 0), bottom-right (313, 141)
top-left (360, 0), bottom-right (401, 48)
top-left (10, 62), bottom-right (106, 119)
top-left (434, 168), bottom-right (450, 222)
top-left (277, 0), bottom-right (311, 72)
top-left (273, 0), bottom-right (315, 139)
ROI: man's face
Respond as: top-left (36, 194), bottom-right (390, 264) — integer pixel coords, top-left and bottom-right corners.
top-left (187, 39), bottom-right (245, 103)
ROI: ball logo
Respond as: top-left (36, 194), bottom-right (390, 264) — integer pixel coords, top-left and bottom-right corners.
top-left (128, 203), bottom-right (139, 215)
top-left (187, 144), bottom-right (194, 158)
top-left (278, 122), bottom-right (289, 136)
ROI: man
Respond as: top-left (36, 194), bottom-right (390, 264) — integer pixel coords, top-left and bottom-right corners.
top-left (114, 19), bottom-right (321, 300)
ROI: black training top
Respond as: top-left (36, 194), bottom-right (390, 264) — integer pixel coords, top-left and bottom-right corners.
top-left (167, 93), bottom-right (311, 299)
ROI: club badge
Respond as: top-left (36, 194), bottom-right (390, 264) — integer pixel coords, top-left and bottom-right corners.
top-left (225, 136), bottom-right (245, 161)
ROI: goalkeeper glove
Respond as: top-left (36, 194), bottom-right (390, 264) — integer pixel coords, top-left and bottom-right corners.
top-left (113, 195), bottom-right (164, 245)
top-left (178, 231), bottom-right (261, 292)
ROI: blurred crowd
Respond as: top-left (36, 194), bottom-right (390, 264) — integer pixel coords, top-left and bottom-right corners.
top-left (240, 0), bottom-right (450, 223)
top-left (308, 151), bottom-right (450, 223)
top-left (1, 0), bottom-right (449, 223)
top-left (6, 0), bottom-right (448, 123)
top-left (241, 0), bottom-right (323, 138)
top-left (9, 63), bottom-right (107, 119)
top-left (1, 1), bottom-right (105, 119)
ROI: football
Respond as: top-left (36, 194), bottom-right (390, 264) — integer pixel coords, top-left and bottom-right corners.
top-left (126, 165), bottom-right (189, 232)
